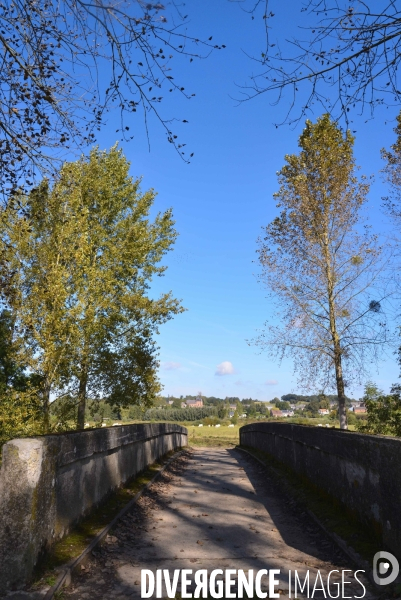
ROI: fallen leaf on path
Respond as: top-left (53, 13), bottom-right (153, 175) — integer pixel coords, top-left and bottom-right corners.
top-left (197, 540), bottom-right (203, 546)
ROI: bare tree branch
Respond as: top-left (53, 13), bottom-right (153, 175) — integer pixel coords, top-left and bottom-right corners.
top-left (236, 0), bottom-right (401, 127)
top-left (0, 0), bottom-right (224, 203)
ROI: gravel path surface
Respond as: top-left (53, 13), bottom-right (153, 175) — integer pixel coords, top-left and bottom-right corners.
top-left (61, 447), bottom-right (377, 599)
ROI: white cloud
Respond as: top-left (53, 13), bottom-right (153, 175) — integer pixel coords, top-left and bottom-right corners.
top-left (265, 379), bottom-right (278, 385)
top-left (162, 361), bottom-right (182, 371)
top-left (215, 361), bottom-right (235, 376)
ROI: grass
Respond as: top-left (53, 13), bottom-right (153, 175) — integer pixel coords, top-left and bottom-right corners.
top-left (187, 424), bottom-right (240, 447)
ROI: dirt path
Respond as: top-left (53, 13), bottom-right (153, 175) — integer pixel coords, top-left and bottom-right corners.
top-left (62, 447), bottom-right (376, 599)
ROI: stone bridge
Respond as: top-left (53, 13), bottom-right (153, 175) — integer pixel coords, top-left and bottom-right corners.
top-left (0, 423), bottom-right (400, 598)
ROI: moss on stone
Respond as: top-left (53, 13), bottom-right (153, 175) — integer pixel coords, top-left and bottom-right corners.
top-left (240, 445), bottom-right (379, 563)
top-left (31, 449), bottom-right (178, 587)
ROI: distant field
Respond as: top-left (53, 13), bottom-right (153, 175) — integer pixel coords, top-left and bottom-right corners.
top-left (84, 417), bottom-right (351, 447)
top-left (186, 424), bottom-right (240, 447)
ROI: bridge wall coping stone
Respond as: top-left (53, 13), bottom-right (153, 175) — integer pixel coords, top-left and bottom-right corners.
top-left (0, 423), bottom-right (187, 591)
top-left (240, 422), bottom-right (401, 560)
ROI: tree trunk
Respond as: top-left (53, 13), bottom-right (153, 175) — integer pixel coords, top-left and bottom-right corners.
top-left (323, 232), bottom-right (348, 430)
top-left (42, 381), bottom-right (51, 433)
top-left (77, 367), bottom-right (88, 430)
top-left (334, 346), bottom-right (348, 430)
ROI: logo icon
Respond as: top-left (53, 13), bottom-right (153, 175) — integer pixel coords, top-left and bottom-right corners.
top-left (373, 551), bottom-right (400, 586)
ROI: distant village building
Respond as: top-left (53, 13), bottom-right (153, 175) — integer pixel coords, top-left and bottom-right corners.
top-left (185, 398), bottom-right (203, 408)
top-left (318, 408), bottom-right (330, 415)
top-left (354, 407), bottom-right (367, 414)
top-left (350, 401), bottom-right (364, 411)
top-left (270, 408), bottom-right (282, 418)
top-left (281, 410), bottom-right (294, 417)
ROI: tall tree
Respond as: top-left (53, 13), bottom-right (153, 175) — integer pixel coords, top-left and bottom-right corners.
top-left (253, 114), bottom-right (389, 429)
top-left (237, 0), bottom-right (401, 127)
top-left (2, 146), bottom-right (183, 430)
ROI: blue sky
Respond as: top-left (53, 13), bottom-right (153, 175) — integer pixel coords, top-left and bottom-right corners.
top-left (95, 0), bottom-right (401, 401)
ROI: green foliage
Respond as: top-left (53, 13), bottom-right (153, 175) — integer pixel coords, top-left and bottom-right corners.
top-left (245, 402), bottom-right (257, 416)
top-left (217, 406), bottom-right (228, 419)
top-left (49, 395), bottom-right (78, 431)
top-left (94, 332), bottom-right (162, 413)
top-left (362, 381), bottom-right (383, 403)
top-left (144, 407), bottom-right (217, 422)
top-left (0, 309), bottom-right (45, 448)
top-left (357, 384), bottom-right (401, 437)
top-left (347, 412), bottom-right (357, 425)
top-left (274, 400), bottom-right (290, 410)
top-left (127, 405), bottom-right (145, 420)
top-left (0, 310), bottom-right (30, 392)
top-left (281, 393), bottom-right (352, 405)
top-left (304, 400), bottom-right (320, 415)
top-left (317, 394), bottom-right (330, 409)
top-left (0, 145), bottom-right (183, 442)
top-left (0, 388), bottom-right (44, 450)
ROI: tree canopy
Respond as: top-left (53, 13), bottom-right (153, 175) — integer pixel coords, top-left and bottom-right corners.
top-left (1, 146), bottom-right (184, 431)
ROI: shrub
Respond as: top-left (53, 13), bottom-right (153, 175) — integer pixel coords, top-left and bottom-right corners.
top-left (357, 385), bottom-right (401, 437)
top-left (144, 406), bottom-right (217, 422)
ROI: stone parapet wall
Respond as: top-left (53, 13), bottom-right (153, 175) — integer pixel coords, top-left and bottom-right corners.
top-left (240, 422), bottom-right (401, 559)
top-left (0, 423), bottom-right (187, 590)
